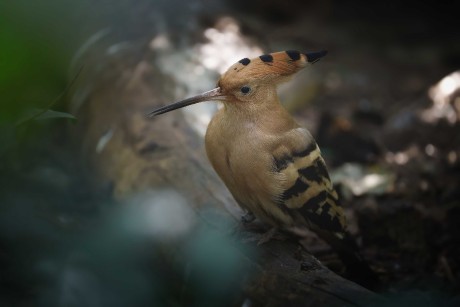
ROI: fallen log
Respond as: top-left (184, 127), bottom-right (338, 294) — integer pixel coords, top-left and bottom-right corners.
top-left (70, 44), bottom-right (381, 306)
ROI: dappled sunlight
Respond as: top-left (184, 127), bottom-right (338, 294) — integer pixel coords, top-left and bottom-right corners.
top-left (424, 144), bottom-right (437, 157)
top-left (189, 17), bottom-right (262, 137)
top-left (149, 33), bottom-right (172, 50)
top-left (385, 145), bottom-right (422, 165)
top-left (122, 190), bottom-right (197, 241)
top-left (331, 163), bottom-right (395, 198)
top-left (199, 17), bottom-right (262, 74)
top-left (447, 151), bottom-right (457, 164)
top-left (421, 71), bottom-right (460, 124)
top-left (150, 17), bottom-right (262, 137)
top-left (187, 17), bottom-right (262, 136)
top-left (394, 152), bottom-right (409, 165)
top-left (95, 128), bottom-right (114, 154)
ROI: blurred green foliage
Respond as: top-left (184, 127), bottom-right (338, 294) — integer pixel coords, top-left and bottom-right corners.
top-left (0, 1), bottom-right (94, 160)
top-left (1, 1), bottom-right (79, 120)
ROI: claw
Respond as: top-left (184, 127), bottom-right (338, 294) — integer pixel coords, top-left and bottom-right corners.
top-left (241, 211), bottom-right (255, 224)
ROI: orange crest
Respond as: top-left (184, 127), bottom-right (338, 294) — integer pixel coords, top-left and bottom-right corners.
top-left (219, 50), bottom-right (327, 88)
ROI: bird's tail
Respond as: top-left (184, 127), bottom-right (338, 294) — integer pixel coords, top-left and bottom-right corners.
top-left (325, 232), bottom-right (381, 291)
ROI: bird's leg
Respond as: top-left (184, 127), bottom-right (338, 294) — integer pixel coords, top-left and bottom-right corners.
top-left (241, 211), bottom-right (255, 224)
top-left (257, 227), bottom-right (288, 245)
top-left (299, 235), bottom-right (331, 255)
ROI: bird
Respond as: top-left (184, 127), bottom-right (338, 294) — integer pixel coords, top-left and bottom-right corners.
top-left (147, 50), bottom-right (379, 289)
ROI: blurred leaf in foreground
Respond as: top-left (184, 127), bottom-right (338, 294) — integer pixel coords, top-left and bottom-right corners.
top-left (16, 109), bottom-right (77, 126)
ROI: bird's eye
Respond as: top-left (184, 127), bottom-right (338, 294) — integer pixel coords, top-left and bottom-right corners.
top-left (240, 86), bottom-right (251, 94)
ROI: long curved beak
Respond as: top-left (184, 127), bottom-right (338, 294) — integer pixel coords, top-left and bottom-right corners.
top-left (147, 87), bottom-right (225, 117)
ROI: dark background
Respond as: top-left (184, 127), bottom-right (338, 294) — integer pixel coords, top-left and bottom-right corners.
top-left (1, 1), bottom-right (459, 306)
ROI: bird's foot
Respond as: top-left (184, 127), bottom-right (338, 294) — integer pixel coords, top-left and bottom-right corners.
top-left (241, 212), bottom-right (255, 224)
top-left (257, 227), bottom-right (287, 245)
top-left (241, 226), bottom-right (286, 245)
top-left (299, 236), bottom-right (331, 254)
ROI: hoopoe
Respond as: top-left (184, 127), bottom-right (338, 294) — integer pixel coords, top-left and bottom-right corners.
top-left (148, 50), bottom-right (379, 288)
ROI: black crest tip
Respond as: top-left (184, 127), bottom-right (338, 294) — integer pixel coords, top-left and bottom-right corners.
top-left (259, 54), bottom-right (274, 63)
top-left (305, 50), bottom-right (328, 63)
top-left (286, 50), bottom-right (301, 61)
top-left (238, 58), bottom-right (251, 66)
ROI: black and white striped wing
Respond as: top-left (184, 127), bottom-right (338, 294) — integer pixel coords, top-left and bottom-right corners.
top-left (273, 135), bottom-right (347, 238)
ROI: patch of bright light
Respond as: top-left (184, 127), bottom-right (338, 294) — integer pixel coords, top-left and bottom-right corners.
top-left (386, 146), bottom-right (421, 165)
top-left (360, 173), bottom-right (386, 191)
top-left (150, 17), bottom-right (262, 137)
top-left (394, 152), bottom-right (409, 165)
top-left (448, 151), bottom-right (457, 164)
top-left (96, 128), bottom-right (114, 154)
top-left (184, 17), bottom-right (262, 135)
top-left (122, 190), bottom-right (196, 241)
top-left (430, 72), bottom-right (460, 105)
top-left (422, 71), bottom-right (460, 124)
top-left (351, 172), bottom-right (391, 196)
top-left (424, 144), bottom-right (436, 156)
top-left (199, 17), bottom-right (262, 74)
top-left (150, 34), bottom-right (171, 50)
top-left (331, 163), bottom-right (394, 197)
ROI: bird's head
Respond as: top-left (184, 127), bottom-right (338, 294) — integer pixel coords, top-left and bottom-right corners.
top-left (147, 50), bottom-right (327, 116)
